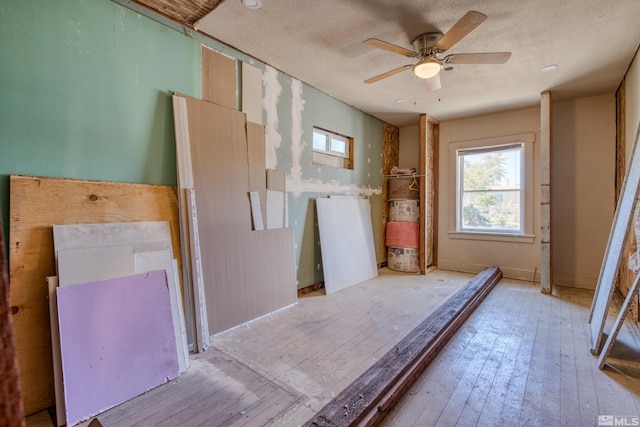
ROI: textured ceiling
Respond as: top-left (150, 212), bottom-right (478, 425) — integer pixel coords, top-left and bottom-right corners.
top-left (152, 0), bottom-right (640, 127)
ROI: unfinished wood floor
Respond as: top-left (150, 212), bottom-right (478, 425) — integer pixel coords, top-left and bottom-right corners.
top-left (26, 269), bottom-right (640, 427)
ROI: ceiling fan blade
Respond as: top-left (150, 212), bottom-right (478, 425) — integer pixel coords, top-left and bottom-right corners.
top-left (364, 38), bottom-right (416, 57)
top-left (435, 11), bottom-right (487, 51)
top-left (425, 73), bottom-right (441, 91)
top-left (445, 52), bottom-right (511, 64)
top-left (364, 65), bottom-right (412, 84)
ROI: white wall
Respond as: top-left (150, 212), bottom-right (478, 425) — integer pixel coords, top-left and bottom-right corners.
top-left (552, 94), bottom-right (616, 289)
top-left (398, 125), bottom-right (419, 170)
top-left (438, 107), bottom-right (541, 281)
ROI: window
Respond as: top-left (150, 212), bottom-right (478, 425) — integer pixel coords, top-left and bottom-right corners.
top-left (312, 127), bottom-right (353, 169)
top-left (449, 133), bottom-right (534, 242)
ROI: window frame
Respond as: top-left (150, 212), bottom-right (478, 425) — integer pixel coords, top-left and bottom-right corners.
top-left (312, 127), bottom-right (353, 169)
top-left (448, 133), bottom-right (535, 243)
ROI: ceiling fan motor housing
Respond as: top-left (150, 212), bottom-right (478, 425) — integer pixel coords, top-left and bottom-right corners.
top-left (411, 32), bottom-right (444, 56)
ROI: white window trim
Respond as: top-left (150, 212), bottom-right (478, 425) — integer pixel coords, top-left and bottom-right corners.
top-left (448, 133), bottom-right (535, 243)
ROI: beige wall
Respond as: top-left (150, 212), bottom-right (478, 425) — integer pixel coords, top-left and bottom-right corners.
top-left (438, 107), bottom-right (541, 281)
top-left (398, 125), bottom-right (420, 170)
top-left (552, 94), bottom-right (616, 289)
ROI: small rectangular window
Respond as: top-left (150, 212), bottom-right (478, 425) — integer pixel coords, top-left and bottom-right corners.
top-left (312, 127), bottom-right (353, 169)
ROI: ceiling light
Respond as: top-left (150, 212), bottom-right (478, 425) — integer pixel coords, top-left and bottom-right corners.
top-left (413, 58), bottom-right (442, 79)
top-left (542, 64), bottom-right (559, 72)
top-left (241, 0), bottom-right (262, 9)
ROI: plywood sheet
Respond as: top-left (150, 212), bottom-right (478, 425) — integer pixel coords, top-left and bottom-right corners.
top-left (53, 221), bottom-right (174, 256)
top-left (316, 198), bottom-right (378, 294)
top-left (266, 169), bottom-right (286, 192)
top-left (57, 270), bottom-right (178, 426)
top-left (266, 190), bottom-right (285, 229)
top-left (57, 246), bottom-right (135, 287)
top-left (0, 205), bottom-right (24, 425)
top-left (177, 94), bottom-right (297, 334)
top-left (53, 222), bottom-right (188, 373)
top-left (173, 95), bottom-right (206, 351)
top-left (9, 174), bottom-right (181, 415)
top-left (202, 46), bottom-right (236, 109)
top-left (242, 61), bottom-right (263, 124)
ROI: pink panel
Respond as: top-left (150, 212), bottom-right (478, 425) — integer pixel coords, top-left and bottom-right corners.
top-left (57, 270), bottom-right (178, 426)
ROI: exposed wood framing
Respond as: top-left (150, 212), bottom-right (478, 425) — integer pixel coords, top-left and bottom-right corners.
top-left (0, 207), bottom-right (25, 426)
top-left (421, 115), bottom-right (439, 271)
top-left (615, 80), bottom-right (639, 321)
top-left (589, 124), bottom-right (640, 354)
top-left (540, 91), bottom-right (553, 294)
top-left (303, 267), bottom-right (502, 427)
top-left (381, 123), bottom-right (400, 265)
top-left (130, 0), bottom-right (224, 27)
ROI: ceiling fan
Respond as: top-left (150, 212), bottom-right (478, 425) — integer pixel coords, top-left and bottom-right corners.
top-left (363, 11), bottom-right (511, 91)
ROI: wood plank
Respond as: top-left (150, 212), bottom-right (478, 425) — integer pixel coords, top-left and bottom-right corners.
top-left (0, 204), bottom-right (24, 426)
top-left (9, 174), bottom-right (182, 415)
top-left (540, 91), bottom-right (553, 293)
top-left (304, 267), bottom-right (502, 426)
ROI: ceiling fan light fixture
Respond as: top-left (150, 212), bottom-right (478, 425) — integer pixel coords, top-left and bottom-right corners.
top-left (413, 58), bottom-right (442, 79)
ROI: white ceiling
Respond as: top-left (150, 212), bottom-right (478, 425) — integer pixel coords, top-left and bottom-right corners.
top-left (196, 0), bottom-right (640, 127)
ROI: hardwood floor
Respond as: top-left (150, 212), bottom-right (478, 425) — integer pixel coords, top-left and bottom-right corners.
top-left (26, 269), bottom-right (640, 427)
top-left (382, 279), bottom-right (640, 427)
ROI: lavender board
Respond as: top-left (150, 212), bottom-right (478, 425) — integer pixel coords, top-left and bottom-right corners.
top-left (56, 270), bottom-right (178, 426)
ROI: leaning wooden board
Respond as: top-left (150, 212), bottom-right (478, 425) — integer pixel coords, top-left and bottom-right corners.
top-left (9, 174), bottom-right (182, 415)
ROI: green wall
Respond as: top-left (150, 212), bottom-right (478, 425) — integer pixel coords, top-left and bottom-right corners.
top-left (0, 0), bottom-right (384, 289)
top-left (0, 0), bottom-right (201, 238)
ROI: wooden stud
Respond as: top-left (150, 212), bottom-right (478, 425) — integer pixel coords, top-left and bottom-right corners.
top-left (540, 91), bottom-right (553, 294)
top-left (303, 267), bottom-right (502, 427)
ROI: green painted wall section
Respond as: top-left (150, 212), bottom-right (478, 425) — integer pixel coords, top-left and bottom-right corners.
top-left (269, 80), bottom-right (384, 287)
top-left (0, 0), bottom-right (201, 238)
top-left (0, 0), bottom-right (384, 289)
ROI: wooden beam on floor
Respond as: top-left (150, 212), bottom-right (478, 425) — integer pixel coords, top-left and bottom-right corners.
top-left (303, 267), bottom-right (502, 427)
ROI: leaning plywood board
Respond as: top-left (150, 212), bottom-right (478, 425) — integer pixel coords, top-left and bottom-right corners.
top-left (589, 124), bottom-right (640, 354)
top-left (247, 122), bottom-right (267, 223)
top-left (316, 198), bottom-right (378, 294)
top-left (173, 95), bottom-right (207, 352)
top-left (176, 94), bottom-right (297, 334)
top-left (0, 206), bottom-right (24, 425)
top-left (135, 250), bottom-right (190, 372)
top-left (53, 222), bottom-right (188, 373)
top-left (242, 61), bottom-right (263, 124)
top-left (202, 46), bottom-right (236, 109)
top-left (9, 174), bottom-right (182, 415)
top-left (266, 190), bottom-right (285, 229)
top-left (57, 271), bottom-right (178, 426)
top-left (56, 246), bottom-right (135, 287)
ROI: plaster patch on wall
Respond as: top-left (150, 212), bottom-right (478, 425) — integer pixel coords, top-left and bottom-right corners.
top-left (286, 177), bottom-right (381, 198)
top-left (263, 65), bottom-right (282, 169)
top-left (290, 78), bottom-right (306, 186)
top-left (287, 78), bottom-right (381, 198)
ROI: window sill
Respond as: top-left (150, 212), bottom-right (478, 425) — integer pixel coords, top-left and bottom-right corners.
top-left (448, 231), bottom-right (535, 244)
